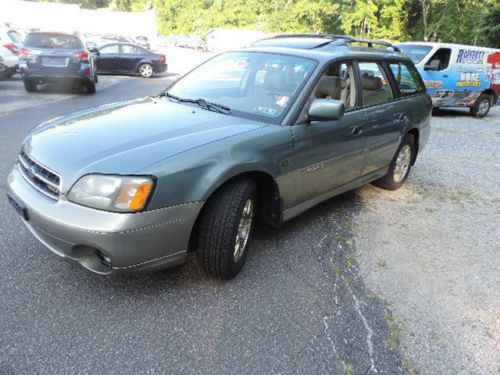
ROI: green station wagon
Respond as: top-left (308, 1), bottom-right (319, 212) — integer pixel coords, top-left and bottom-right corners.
top-left (7, 35), bottom-right (432, 279)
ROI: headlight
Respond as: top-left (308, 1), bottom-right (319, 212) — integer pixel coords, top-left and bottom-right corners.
top-left (68, 175), bottom-right (155, 212)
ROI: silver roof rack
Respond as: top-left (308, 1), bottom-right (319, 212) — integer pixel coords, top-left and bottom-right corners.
top-left (268, 34), bottom-right (401, 53)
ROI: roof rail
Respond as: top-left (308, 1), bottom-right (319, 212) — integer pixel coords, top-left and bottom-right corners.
top-left (267, 33), bottom-right (401, 52)
top-left (333, 38), bottom-right (401, 52)
top-left (272, 34), bottom-right (353, 41)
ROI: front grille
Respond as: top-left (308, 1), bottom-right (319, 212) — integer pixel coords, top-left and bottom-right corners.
top-left (18, 151), bottom-right (61, 200)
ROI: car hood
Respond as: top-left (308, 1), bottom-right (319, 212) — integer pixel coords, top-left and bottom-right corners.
top-left (23, 97), bottom-right (267, 191)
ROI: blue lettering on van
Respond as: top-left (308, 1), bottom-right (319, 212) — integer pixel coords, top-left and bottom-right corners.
top-left (456, 49), bottom-right (486, 64)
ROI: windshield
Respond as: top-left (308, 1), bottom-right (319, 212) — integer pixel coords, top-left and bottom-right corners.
top-left (167, 52), bottom-right (316, 120)
top-left (397, 44), bottom-right (433, 64)
top-left (24, 33), bottom-right (83, 50)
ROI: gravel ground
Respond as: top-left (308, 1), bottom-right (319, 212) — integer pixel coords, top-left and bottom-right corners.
top-left (355, 106), bottom-right (500, 375)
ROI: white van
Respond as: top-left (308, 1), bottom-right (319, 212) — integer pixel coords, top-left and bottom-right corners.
top-left (396, 42), bottom-right (500, 117)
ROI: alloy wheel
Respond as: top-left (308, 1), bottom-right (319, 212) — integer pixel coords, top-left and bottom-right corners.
top-left (234, 198), bottom-right (253, 262)
top-left (393, 145), bottom-right (412, 183)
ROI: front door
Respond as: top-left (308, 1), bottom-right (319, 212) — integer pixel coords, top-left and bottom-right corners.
top-left (282, 61), bottom-right (367, 209)
top-left (96, 44), bottom-right (120, 72)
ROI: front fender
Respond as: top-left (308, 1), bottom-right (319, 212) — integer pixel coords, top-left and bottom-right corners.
top-left (142, 124), bottom-right (293, 210)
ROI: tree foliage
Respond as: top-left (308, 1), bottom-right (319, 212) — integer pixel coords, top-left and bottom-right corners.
top-left (32, 0), bottom-right (500, 48)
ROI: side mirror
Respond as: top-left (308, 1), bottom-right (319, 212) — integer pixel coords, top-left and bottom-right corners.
top-left (308, 99), bottom-right (344, 122)
top-left (89, 47), bottom-right (99, 56)
top-left (424, 59), bottom-right (440, 71)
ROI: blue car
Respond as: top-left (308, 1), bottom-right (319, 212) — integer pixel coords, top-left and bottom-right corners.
top-left (19, 32), bottom-right (97, 94)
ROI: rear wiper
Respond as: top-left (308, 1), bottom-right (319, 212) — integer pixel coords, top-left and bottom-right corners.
top-left (162, 92), bottom-right (231, 115)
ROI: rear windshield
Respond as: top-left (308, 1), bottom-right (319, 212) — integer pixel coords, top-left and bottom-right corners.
top-left (397, 44), bottom-right (433, 64)
top-left (7, 30), bottom-right (23, 43)
top-left (24, 33), bottom-right (83, 50)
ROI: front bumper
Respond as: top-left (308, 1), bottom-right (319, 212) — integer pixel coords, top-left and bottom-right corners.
top-left (7, 164), bottom-right (204, 275)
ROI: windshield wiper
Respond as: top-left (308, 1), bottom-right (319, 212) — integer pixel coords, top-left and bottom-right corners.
top-left (162, 92), bottom-right (231, 115)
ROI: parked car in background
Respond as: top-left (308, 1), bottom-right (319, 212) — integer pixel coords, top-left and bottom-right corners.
top-left (397, 42), bottom-right (500, 117)
top-left (7, 35), bottom-right (431, 279)
top-left (134, 35), bottom-right (150, 50)
top-left (18, 32), bottom-right (97, 94)
top-left (185, 35), bottom-right (205, 50)
top-left (0, 45), bottom-right (18, 79)
top-left (0, 27), bottom-right (22, 77)
top-left (94, 43), bottom-right (166, 78)
top-left (1, 27), bottom-right (23, 54)
top-left (99, 34), bottom-right (134, 46)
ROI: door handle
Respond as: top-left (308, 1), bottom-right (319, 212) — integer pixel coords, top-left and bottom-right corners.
top-left (398, 113), bottom-right (406, 121)
top-left (443, 74), bottom-right (449, 78)
top-left (352, 127), bottom-right (363, 136)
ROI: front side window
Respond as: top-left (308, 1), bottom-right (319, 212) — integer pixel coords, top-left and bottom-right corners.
top-left (425, 48), bottom-right (451, 71)
top-left (358, 62), bottom-right (394, 106)
top-left (389, 62), bottom-right (426, 96)
top-left (167, 52), bottom-right (316, 120)
top-left (313, 62), bottom-right (357, 109)
top-left (100, 44), bottom-right (119, 54)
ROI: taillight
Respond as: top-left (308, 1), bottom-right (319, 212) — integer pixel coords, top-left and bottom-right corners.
top-left (4, 43), bottom-right (19, 54)
top-left (74, 50), bottom-right (89, 60)
top-left (19, 48), bottom-right (33, 58)
top-left (159, 55), bottom-right (166, 63)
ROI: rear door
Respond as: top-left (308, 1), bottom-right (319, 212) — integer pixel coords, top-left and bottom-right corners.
top-left (119, 44), bottom-right (143, 72)
top-left (355, 61), bottom-right (402, 176)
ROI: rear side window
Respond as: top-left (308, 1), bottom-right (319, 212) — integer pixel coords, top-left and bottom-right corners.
top-left (25, 33), bottom-right (83, 50)
top-left (358, 62), bottom-right (394, 106)
top-left (121, 45), bottom-right (147, 54)
top-left (389, 62), bottom-right (426, 96)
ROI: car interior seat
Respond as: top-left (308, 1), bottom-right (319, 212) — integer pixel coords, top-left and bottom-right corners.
top-left (315, 76), bottom-right (342, 100)
top-left (361, 75), bottom-right (392, 106)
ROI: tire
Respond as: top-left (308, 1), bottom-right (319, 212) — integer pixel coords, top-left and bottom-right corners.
top-left (138, 63), bottom-right (153, 78)
top-left (372, 134), bottom-right (416, 191)
top-left (23, 79), bottom-right (37, 92)
top-left (470, 94), bottom-right (491, 118)
top-left (197, 179), bottom-right (257, 280)
top-left (85, 80), bottom-right (96, 94)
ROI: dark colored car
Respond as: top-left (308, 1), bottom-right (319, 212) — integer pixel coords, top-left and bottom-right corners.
top-left (19, 32), bottom-right (97, 94)
top-left (95, 43), bottom-right (167, 78)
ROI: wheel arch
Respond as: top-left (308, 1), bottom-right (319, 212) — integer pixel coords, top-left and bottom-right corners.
top-left (136, 60), bottom-right (155, 74)
top-left (406, 128), bottom-right (419, 165)
top-left (481, 88), bottom-right (498, 104)
top-left (188, 170), bottom-right (282, 252)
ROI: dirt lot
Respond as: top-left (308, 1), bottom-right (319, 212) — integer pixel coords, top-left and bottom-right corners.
top-left (355, 107), bottom-right (500, 375)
